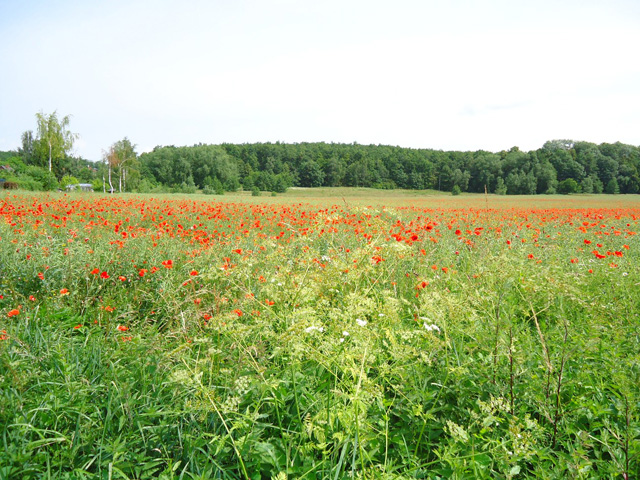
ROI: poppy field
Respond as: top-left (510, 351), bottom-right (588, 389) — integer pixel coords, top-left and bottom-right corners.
top-left (1, 191), bottom-right (639, 479)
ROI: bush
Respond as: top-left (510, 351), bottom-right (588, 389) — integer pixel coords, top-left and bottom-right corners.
top-left (451, 185), bottom-right (462, 196)
top-left (92, 179), bottom-right (105, 192)
top-left (251, 187), bottom-right (261, 197)
top-left (372, 180), bottom-right (397, 190)
top-left (212, 178), bottom-right (225, 195)
top-left (175, 182), bottom-right (197, 194)
top-left (557, 178), bottom-right (580, 194)
top-left (24, 166), bottom-right (58, 191)
top-left (60, 175), bottom-right (80, 190)
top-left (605, 178), bottom-right (620, 194)
top-left (16, 176), bottom-right (42, 191)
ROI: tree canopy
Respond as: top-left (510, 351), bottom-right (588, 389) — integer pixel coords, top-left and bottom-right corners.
top-left (4, 113), bottom-right (640, 195)
top-left (33, 111), bottom-right (78, 176)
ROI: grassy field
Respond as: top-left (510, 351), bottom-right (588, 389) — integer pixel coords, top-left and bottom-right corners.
top-left (0, 189), bottom-right (639, 479)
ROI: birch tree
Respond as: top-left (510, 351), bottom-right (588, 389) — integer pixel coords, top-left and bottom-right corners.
top-left (103, 138), bottom-right (137, 193)
top-left (34, 111), bottom-right (78, 175)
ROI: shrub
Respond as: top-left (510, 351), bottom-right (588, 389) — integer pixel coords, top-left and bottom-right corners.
top-left (605, 178), bottom-right (620, 194)
top-left (557, 178), bottom-right (580, 194)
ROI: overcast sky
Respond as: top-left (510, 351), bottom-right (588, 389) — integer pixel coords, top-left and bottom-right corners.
top-left (1, 0), bottom-right (639, 161)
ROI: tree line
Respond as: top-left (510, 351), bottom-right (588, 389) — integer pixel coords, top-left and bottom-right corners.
top-left (2, 112), bottom-right (639, 194)
top-left (134, 139), bottom-right (640, 195)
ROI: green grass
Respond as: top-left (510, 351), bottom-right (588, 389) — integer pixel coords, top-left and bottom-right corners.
top-left (0, 190), bottom-right (638, 479)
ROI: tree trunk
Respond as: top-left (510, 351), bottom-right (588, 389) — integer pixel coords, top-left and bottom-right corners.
top-left (48, 141), bottom-right (52, 172)
top-left (108, 165), bottom-right (114, 194)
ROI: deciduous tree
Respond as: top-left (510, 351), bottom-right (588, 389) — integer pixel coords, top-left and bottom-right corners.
top-left (34, 111), bottom-right (78, 176)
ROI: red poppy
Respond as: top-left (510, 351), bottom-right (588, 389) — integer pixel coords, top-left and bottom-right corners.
top-left (162, 259), bottom-right (173, 269)
top-left (7, 309), bottom-right (20, 317)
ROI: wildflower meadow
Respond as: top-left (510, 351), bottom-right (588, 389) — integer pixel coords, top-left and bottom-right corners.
top-left (0, 190), bottom-right (638, 479)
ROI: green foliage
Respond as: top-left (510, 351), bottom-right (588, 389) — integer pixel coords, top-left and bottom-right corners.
top-left (91, 178), bottom-right (104, 192)
top-left (133, 139), bottom-right (640, 195)
top-left (372, 180), bottom-right (397, 190)
top-left (451, 184), bottom-right (462, 195)
top-left (59, 175), bottom-right (80, 189)
top-left (557, 178), bottom-right (580, 194)
top-left (605, 177), bottom-right (620, 194)
top-left (251, 186), bottom-right (261, 196)
top-left (495, 177), bottom-right (507, 195)
top-left (32, 111), bottom-right (78, 176)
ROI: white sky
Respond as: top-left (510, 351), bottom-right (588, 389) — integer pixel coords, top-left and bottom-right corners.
top-left (1, 0), bottom-right (639, 161)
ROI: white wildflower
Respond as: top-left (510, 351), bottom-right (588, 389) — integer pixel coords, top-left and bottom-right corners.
top-left (305, 326), bottom-right (324, 334)
top-left (356, 318), bottom-right (367, 327)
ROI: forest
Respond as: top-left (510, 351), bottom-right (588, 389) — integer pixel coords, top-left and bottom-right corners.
top-left (1, 112), bottom-right (639, 195)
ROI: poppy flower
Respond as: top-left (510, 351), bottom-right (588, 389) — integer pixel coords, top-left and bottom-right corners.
top-left (7, 309), bottom-right (20, 317)
top-left (60, 288), bottom-right (70, 296)
top-left (117, 325), bottom-right (129, 332)
top-left (100, 271), bottom-right (110, 279)
top-left (162, 259), bottom-right (173, 269)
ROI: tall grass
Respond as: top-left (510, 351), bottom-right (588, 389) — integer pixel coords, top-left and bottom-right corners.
top-left (0, 191), bottom-right (638, 478)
